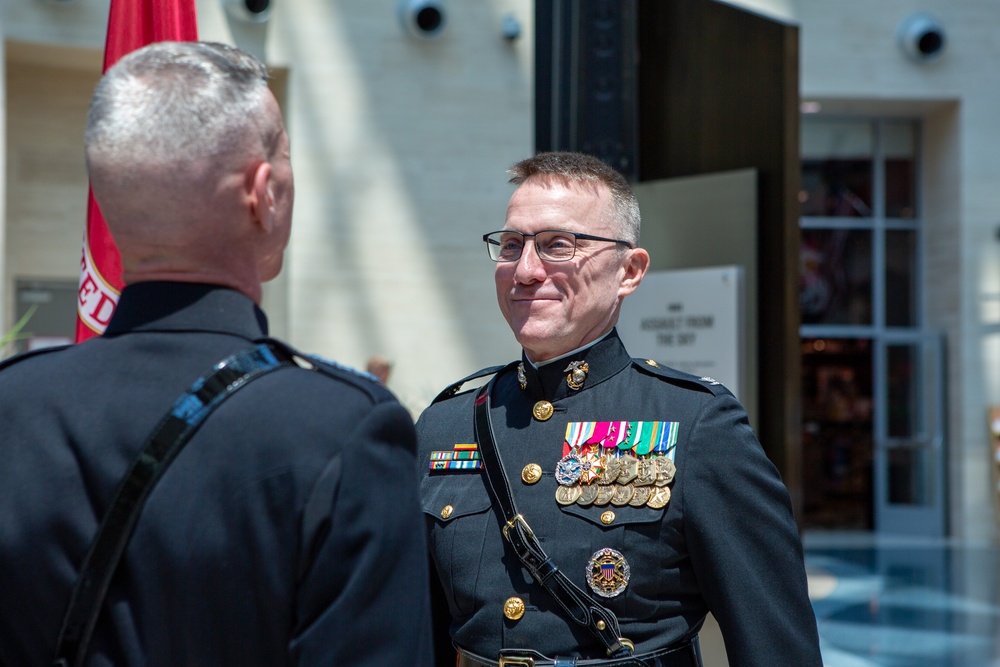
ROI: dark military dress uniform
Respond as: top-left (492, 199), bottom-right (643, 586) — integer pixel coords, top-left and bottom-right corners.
top-left (416, 330), bottom-right (822, 666)
top-left (0, 282), bottom-right (433, 667)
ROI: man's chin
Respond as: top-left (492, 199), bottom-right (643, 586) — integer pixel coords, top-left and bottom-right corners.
top-left (513, 327), bottom-right (564, 361)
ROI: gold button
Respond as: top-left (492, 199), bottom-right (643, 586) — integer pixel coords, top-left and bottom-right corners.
top-left (596, 619), bottom-right (606, 630)
top-left (503, 596), bottom-right (526, 620)
top-left (440, 505), bottom-right (453, 519)
top-left (600, 511), bottom-right (616, 525)
top-left (532, 400), bottom-right (554, 421)
top-left (521, 463), bottom-right (543, 484)
top-left (645, 359), bottom-right (659, 367)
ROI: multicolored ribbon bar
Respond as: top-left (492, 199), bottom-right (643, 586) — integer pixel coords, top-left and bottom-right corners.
top-left (620, 421), bottom-right (679, 455)
top-left (429, 444), bottom-right (483, 470)
top-left (561, 421), bottom-right (679, 457)
top-left (429, 459), bottom-right (483, 470)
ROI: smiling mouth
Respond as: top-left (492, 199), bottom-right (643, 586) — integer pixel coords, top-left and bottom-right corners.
top-left (512, 295), bottom-right (558, 302)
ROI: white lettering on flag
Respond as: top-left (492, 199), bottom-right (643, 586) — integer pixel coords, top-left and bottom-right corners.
top-left (77, 241), bottom-right (120, 336)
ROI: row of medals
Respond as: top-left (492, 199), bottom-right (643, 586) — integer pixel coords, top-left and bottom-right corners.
top-left (554, 451), bottom-right (675, 509)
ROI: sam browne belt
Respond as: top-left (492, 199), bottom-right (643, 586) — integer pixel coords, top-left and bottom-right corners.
top-left (457, 636), bottom-right (702, 667)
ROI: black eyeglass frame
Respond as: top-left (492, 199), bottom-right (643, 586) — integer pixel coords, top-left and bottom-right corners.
top-left (482, 229), bottom-right (634, 263)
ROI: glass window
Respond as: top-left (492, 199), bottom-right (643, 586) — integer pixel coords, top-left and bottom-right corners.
top-left (7, 280), bottom-right (77, 358)
top-left (801, 229), bottom-right (872, 325)
top-left (887, 446), bottom-right (932, 505)
top-left (883, 121), bottom-right (918, 219)
top-left (801, 337), bottom-right (874, 529)
top-left (887, 344), bottom-right (920, 439)
top-left (800, 120), bottom-right (874, 217)
top-left (886, 230), bottom-right (918, 327)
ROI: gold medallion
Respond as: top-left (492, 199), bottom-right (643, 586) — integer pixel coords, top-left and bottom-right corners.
top-left (617, 453), bottom-right (639, 484)
top-left (521, 463), bottom-right (543, 485)
top-left (628, 485), bottom-right (651, 507)
top-left (635, 458), bottom-right (657, 486)
top-left (555, 484), bottom-right (583, 505)
top-left (594, 485), bottom-right (616, 506)
top-left (655, 456), bottom-right (676, 486)
top-left (647, 486), bottom-right (672, 509)
top-left (577, 484), bottom-right (599, 507)
top-left (504, 596), bottom-right (526, 620)
top-left (532, 400), bottom-right (554, 421)
top-left (610, 483), bottom-right (634, 506)
top-left (585, 548), bottom-right (630, 597)
top-left (598, 456), bottom-right (621, 485)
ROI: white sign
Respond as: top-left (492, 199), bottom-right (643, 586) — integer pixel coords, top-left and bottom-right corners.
top-left (617, 266), bottom-right (744, 398)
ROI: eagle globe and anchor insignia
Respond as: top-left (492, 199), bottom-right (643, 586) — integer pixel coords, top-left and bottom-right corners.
top-left (586, 547), bottom-right (630, 597)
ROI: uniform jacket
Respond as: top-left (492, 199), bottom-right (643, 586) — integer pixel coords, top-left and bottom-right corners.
top-left (416, 330), bottom-right (822, 666)
top-left (0, 282), bottom-right (433, 667)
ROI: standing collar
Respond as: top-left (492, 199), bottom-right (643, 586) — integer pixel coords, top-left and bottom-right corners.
top-left (518, 328), bottom-right (631, 401)
top-left (102, 282), bottom-right (269, 340)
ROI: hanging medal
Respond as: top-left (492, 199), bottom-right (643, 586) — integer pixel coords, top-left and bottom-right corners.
top-left (653, 421), bottom-right (679, 487)
top-left (555, 421), bottom-right (594, 486)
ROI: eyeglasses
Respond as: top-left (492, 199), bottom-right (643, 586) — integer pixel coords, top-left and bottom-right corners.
top-left (483, 229), bottom-right (633, 262)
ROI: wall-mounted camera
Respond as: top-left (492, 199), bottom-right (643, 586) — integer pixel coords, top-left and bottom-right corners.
top-left (896, 13), bottom-right (946, 63)
top-left (398, 0), bottom-right (446, 39)
top-left (224, 0), bottom-right (272, 24)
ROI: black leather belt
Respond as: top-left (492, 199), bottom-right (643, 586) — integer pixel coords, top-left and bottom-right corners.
top-left (457, 636), bottom-right (702, 667)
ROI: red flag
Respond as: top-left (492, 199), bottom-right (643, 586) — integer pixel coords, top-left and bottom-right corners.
top-left (75, 0), bottom-right (199, 342)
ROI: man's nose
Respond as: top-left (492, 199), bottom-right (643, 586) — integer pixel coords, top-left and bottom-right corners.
top-left (513, 239), bottom-right (546, 282)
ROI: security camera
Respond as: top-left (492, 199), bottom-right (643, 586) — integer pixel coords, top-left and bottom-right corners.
top-left (398, 0), bottom-right (446, 39)
top-left (224, 0), bottom-right (271, 24)
top-left (896, 13), bottom-right (946, 62)
top-left (501, 13), bottom-right (521, 41)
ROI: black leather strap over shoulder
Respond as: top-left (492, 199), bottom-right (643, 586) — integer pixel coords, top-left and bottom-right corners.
top-left (52, 340), bottom-right (297, 667)
top-left (472, 379), bottom-right (634, 660)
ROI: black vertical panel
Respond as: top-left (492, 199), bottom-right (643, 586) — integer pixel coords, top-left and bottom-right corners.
top-left (535, 0), bottom-right (638, 181)
top-left (637, 0), bottom-right (803, 520)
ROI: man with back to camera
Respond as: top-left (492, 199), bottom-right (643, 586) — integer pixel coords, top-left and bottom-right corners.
top-left (416, 152), bottom-right (823, 666)
top-left (0, 41), bottom-right (433, 667)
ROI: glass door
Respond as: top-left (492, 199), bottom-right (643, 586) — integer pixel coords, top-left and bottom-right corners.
top-left (874, 333), bottom-right (946, 535)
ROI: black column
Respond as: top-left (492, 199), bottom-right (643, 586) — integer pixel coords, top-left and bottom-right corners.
top-left (535, 0), bottom-right (639, 181)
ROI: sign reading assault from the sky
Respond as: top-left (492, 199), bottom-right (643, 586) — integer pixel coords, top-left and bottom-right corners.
top-left (617, 266), bottom-right (744, 399)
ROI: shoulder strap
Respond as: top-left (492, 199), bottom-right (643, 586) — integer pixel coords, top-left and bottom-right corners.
top-left (472, 380), bottom-right (634, 659)
top-left (431, 363), bottom-right (511, 404)
top-left (52, 340), bottom-right (297, 667)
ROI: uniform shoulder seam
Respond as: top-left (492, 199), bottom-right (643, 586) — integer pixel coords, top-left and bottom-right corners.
top-left (260, 338), bottom-right (390, 403)
top-left (630, 358), bottom-right (732, 397)
top-left (0, 344), bottom-right (70, 372)
top-left (431, 362), bottom-right (515, 404)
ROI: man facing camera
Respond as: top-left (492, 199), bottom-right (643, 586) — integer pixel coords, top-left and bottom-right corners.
top-left (417, 151), bottom-right (822, 667)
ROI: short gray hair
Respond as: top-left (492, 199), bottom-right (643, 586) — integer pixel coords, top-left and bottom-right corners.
top-left (507, 151), bottom-right (641, 246)
top-left (85, 41), bottom-right (274, 179)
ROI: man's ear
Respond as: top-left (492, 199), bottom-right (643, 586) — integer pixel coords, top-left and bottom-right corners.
top-left (247, 160), bottom-right (274, 230)
top-left (619, 247), bottom-right (650, 298)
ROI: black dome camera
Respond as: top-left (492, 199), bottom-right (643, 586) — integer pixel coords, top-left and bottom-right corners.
top-left (224, 0), bottom-right (271, 23)
top-left (398, 0), bottom-right (446, 39)
top-left (896, 13), bottom-right (946, 62)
